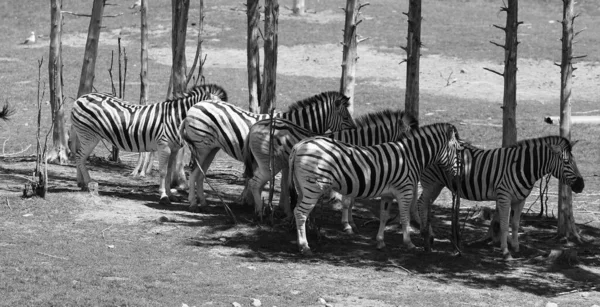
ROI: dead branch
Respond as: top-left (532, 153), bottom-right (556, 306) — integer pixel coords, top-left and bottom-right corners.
top-left (4, 197), bottom-right (11, 210)
top-left (0, 144), bottom-right (32, 157)
top-left (483, 67), bottom-right (504, 77)
top-left (489, 40), bottom-right (506, 49)
top-left (62, 11), bottom-right (123, 18)
top-left (36, 252), bottom-right (68, 261)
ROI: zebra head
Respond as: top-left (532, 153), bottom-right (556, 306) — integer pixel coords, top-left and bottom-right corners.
top-left (436, 123), bottom-right (464, 179)
top-left (329, 92), bottom-right (355, 131)
top-left (288, 91), bottom-right (355, 134)
top-left (0, 102), bottom-right (15, 121)
top-left (548, 138), bottom-right (584, 193)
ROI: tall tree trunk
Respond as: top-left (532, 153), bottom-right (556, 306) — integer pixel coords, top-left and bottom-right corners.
top-left (247, 0), bottom-right (261, 112)
top-left (171, 0), bottom-right (189, 96)
top-left (70, 0), bottom-right (105, 157)
top-left (293, 0), bottom-right (305, 16)
top-left (47, 0), bottom-right (69, 164)
top-left (140, 0), bottom-right (149, 105)
top-left (404, 0), bottom-right (421, 120)
top-left (260, 0), bottom-right (279, 114)
top-left (557, 0), bottom-right (580, 241)
top-left (501, 0), bottom-right (519, 147)
top-left (171, 0), bottom-right (190, 189)
top-left (340, 0), bottom-right (365, 116)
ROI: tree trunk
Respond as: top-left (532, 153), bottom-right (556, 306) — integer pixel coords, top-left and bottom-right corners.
top-left (404, 0), bottom-right (421, 120)
top-left (339, 0), bottom-right (360, 116)
top-left (247, 0), bottom-right (261, 112)
top-left (557, 0), bottom-right (580, 241)
top-left (70, 0), bottom-right (105, 157)
top-left (171, 0), bottom-right (189, 97)
top-left (140, 0), bottom-right (149, 105)
top-left (293, 0), bottom-right (305, 16)
top-left (260, 0), bottom-right (279, 114)
top-left (47, 0), bottom-right (69, 164)
top-left (502, 0), bottom-right (519, 147)
top-left (171, 0), bottom-right (190, 189)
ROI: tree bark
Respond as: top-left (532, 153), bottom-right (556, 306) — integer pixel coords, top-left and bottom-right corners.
top-left (171, 0), bottom-right (191, 188)
top-left (260, 0), bottom-right (279, 114)
top-left (247, 0), bottom-right (261, 112)
top-left (339, 0), bottom-right (360, 116)
top-left (501, 0), bottom-right (519, 147)
top-left (47, 0), bottom-right (69, 164)
top-left (557, 0), bottom-right (580, 241)
top-left (404, 0), bottom-right (421, 120)
top-left (70, 0), bottom-right (106, 157)
top-left (140, 0), bottom-right (149, 104)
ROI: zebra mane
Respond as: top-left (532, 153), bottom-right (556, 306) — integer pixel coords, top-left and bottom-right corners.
top-left (514, 135), bottom-right (572, 151)
top-left (352, 109), bottom-right (418, 129)
top-left (166, 84), bottom-right (228, 104)
top-left (287, 91), bottom-right (349, 111)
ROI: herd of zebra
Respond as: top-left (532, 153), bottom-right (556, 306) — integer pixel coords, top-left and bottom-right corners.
top-left (69, 83), bottom-right (585, 260)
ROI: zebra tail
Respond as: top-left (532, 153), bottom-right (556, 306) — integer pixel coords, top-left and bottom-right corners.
top-left (178, 121), bottom-right (200, 168)
top-left (288, 148), bottom-right (298, 213)
top-left (242, 135), bottom-right (256, 179)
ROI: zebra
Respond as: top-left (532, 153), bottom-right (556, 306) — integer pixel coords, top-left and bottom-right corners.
top-left (70, 84), bottom-right (228, 204)
top-left (243, 109), bottom-right (418, 225)
top-left (382, 135), bottom-right (584, 260)
top-left (179, 91), bottom-right (355, 212)
top-left (288, 123), bottom-right (464, 255)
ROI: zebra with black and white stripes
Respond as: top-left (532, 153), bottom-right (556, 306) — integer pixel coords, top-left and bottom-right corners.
top-left (288, 123), bottom-right (464, 255)
top-left (180, 91), bottom-right (355, 212)
top-left (70, 84), bottom-right (228, 204)
top-left (388, 135), bottom-right (584, 260)
top-left (243, 109), bottom-right (418, 224)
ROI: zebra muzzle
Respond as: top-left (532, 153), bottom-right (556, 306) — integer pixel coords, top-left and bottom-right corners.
top-left (571, 177), bottom-right (584, 193)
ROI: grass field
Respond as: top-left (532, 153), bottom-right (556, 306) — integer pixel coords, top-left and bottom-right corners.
top-left (1, 0), bottom-right (600, 306)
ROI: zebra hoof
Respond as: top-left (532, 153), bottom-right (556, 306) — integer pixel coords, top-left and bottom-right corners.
top-left (342, 226), bottom-right (354, 235)
top-left (159, 197), bottom-right (171, 206)
top-left (376, 241), bottom-right (386, 250)
top-left (502, 252), bottom-right (515, 262)
top-left (299, 246), bottom-right (313, 256)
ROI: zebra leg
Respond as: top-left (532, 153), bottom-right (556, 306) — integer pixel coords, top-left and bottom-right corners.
top-left (157, 145), bottom-right (176, 205)
top-left (247, 164), bottom-right (270, 219)
top-left (496, 197), bottom-right (513, 260)
top-left (340, 195), bottom-right (357, 234)
top-left (74, 136), bottom-right (100, 190)
top-left (510, 200), bottom-right (525, 253)
top-left (418, 182), bottom-right (444, 252)
top-left (279, 166), bottom-right (292, 219)
top-left (188, 167), bottom-right (201, 211)
top-left (375, 198), bottom-right (394, 250)
top-left (396, 188), bottom-right (417, 250)
top-left (294, 200), bottom-right (316, 256)
top-left (195, 148), bottom-right (220, 208)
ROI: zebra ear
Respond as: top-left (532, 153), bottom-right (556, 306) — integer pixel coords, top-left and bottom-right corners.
top-left (570, 140), bottom-right (579, 148)
top-left (337, 95), bottom-right (351, 108)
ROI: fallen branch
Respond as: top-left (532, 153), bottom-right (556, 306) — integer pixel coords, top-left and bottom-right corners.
top-left (36, 252), bottom-right (68, 261)
top-left (4, 197), bottom-right (11, 210)
top-left (387, 259), bottom-right (413, 274)
top-left (62, 11), bottom-right (123, 18)
top-left (0, 144), bottom-right (32, 157)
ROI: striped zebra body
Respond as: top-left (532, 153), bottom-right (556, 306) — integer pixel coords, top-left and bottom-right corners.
top-left (70, 84), bottom-right (227, 203)
top-left (398, 135), bottom-right (584, 259)
top-left (180, 91), bottom-right (355, 212)
top-left (243, 109), bottom-right (417, 224)
top-left (288, 123), bottom-right (463, 255)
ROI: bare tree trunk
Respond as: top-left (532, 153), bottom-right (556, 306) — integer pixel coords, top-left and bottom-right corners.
top-left (247, 0), bottom-right (261, 112)
top-left (340, 0), bottom-right (367, 116)
top-left (171, 0), bottom-right (190, 189)
top-left (260, 0), bottom-right (279, 114)
top-left (404, 0), bottom-right (421, 120)
top-left (70, 0), bottom-right (106, 157)
top-left (171, 0), bottom-right (189, 96)
top-left (292, 0), bottom-right (305, 16)
top-left (557, 0), bottom-right (580, 242)
top-left (132, 0), bottom-right (153, 177)
top-left (47, 0), bottom-right (69, 164)
top-left (501, 0), bottom-right (519, 147)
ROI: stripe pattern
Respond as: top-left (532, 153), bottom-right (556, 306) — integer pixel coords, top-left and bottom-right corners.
top-left (404, 135), bottom-right (584, 259)
top-left (288, 123), bottom-right (463, 255)
top-left (70, 84), bottom-right (228, 202)
top-left (180, 91), bottom-right (355, 212)
top-left (243, 109), bottom-right (417, 224)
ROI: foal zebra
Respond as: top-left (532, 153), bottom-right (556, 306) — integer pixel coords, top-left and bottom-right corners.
top-left (70, 84), bottom-right (227, 203)
top-left (179, 91), bottom-right (355, 212)
top-left (243, 109), bottom-right (418, 223)
top-left (392, 135), bottom-right (584, 260)
top-left (288, 123), bottom-right (464, 255)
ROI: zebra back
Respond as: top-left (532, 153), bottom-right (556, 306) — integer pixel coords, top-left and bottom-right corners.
top-left (421, 135), bottom-right (584, 200)
top-left (184, 91), bottom-right (355, 161)
top-left (242, 109), bottom-right (417, 179)
top-left (71, 84), bottom-right (227, 152)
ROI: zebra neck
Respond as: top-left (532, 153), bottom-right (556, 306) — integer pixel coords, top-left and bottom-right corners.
top-left (281, 106), bottom-right (327, 134)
